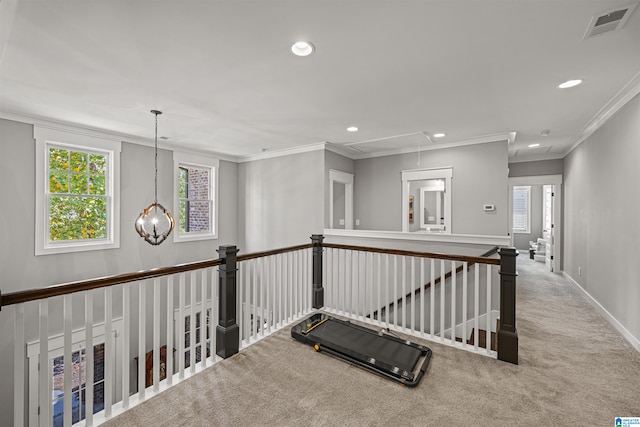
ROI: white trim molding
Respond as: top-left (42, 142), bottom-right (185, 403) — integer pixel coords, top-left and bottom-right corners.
top-left (173, 151), bottom-right (220, 242)
top-left (34, 126), bottom-right (121, 255)
top-left (566, 69), bottom-right (640, 157)
top-left (563, 272), bottom-right (640, 352)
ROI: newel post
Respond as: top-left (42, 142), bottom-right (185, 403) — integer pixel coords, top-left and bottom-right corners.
top-left (216, 245), bottom-right (239, 359)
top-left (311, 234), bottom-right (324, 309)
top-left (498, 247), bottom-right (519, 364)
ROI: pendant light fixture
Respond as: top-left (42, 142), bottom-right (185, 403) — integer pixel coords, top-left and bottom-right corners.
top-left (135, 110), bottom-right (175, 245)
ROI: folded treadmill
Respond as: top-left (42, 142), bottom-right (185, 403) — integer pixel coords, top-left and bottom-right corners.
top-left (291, 313), bottom-right (432, 387)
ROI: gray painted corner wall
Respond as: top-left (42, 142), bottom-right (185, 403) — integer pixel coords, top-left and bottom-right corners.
top-left (354, 141), bottom-right (509, 236)
top-left (563, 93), bottom-right (640, 343)
top-left (238, 150), bottom-right (325, 253)
top-left (509, 159), bottom-right (564, 177)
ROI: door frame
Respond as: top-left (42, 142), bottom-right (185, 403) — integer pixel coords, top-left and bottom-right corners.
top-left (508, 174), bottom-right (563, 272)
top-left (329, 169), bottom-right (354, 229)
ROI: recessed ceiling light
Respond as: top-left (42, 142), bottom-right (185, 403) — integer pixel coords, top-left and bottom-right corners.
top-left (347, 126), bottom-right (358, 132)
top-left (291, 41), bottom-right (315, 57)
top-left (528, 143), bottom-right (540, 148)
top-left (558, 79), bottom-right (583, 89)
top-left (433, 133), bottom-right (446, 138)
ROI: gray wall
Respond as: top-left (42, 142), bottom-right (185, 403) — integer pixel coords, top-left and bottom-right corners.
top-left (238, 150), bottom-right (324, 253)
top-left (354, 141), bottom-right (509, 236)
top-left (563, 93), bottom-right (640, 344)
top-left (0, 118), bottom-right (239, 423)
top-left (513, 185), bottom-right (543, 250)
top-left (509, 159), bottom-right (564, 177)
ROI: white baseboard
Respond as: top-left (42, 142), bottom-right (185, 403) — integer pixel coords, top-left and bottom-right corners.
top-left (562, 271), bottom-right (640, 352)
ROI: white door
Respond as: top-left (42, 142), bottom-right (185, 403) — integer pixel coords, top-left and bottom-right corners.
top-left (543, 185), bottom-right (555, 271)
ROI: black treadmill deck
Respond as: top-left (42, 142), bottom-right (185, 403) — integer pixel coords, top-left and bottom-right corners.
top-left (291, 313), bottom-right (431, 386)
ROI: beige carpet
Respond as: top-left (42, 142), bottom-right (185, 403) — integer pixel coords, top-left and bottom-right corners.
top-left (104, 257), bottom-right (640, 426)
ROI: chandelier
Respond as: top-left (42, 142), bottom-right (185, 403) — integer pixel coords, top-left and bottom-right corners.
top-left (135, 110), bottom-right (175, 245)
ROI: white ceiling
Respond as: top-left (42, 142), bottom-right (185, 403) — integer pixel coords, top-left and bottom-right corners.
top-left (1, 0), bottom-right (639, 162)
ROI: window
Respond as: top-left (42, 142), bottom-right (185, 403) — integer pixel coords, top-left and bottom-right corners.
top-left (512, 186), bottom-right (531, 233)
top-left (27, 318), bottom-right (122, 426)
top-left (173, 152), bottom-right (219, 242)
top-left (52, 344), bottom-right (105, 427)
top-left (35, 126), bottom-right (121, 255)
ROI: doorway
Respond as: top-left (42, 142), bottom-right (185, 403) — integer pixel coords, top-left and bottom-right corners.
top-left (329, 170), bottom-right (354, 229)
top-left (508, 175), bottom-right (562, 272)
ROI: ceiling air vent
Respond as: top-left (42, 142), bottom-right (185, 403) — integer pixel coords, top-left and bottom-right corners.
top-left (584, 3), bottom-right (638, 39)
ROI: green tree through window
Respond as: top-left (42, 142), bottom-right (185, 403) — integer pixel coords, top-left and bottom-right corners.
top-left (48, 147), bottom-right (108, 241)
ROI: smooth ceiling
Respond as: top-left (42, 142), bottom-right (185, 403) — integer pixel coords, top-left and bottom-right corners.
top-left (1, 0), bottom-right (639, 161)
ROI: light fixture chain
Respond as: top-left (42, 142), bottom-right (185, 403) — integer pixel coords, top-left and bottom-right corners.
top-left (154, 111), bottom-right (158, 205)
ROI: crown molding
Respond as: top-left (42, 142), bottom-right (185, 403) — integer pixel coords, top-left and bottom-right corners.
top-left (565, 70), bottom-right (640, 157)
top-left (0, 110), bottom-right (239, 162)
top-left (236, 141), bottom-right (327, 163)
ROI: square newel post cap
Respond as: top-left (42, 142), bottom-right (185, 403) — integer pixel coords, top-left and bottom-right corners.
top-left (217, 245), bottom-right (239, 258)
top-left (310, 234), bottom-right (324, 245)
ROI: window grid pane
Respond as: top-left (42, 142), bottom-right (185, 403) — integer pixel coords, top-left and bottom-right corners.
top-left (178, 165), bottom-right (212, 233)
top-left (47, 144), bottom-right (110, 242)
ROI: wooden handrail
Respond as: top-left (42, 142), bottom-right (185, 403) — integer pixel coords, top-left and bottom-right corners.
top-left (237, 243), bottom-right (313, 262)
top-left (1, 243), bottom-right (314, 309)
top-left (1, 258), bottom-right (223, 308)
top-left (323, 243), bottom-right (500, 265)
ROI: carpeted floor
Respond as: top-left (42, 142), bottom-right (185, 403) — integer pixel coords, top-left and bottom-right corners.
top-left (104, 257), bottom-right (640, 426)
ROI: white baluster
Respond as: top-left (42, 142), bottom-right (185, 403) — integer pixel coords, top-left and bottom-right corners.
top-left (403, 256), bottom-right (409, 331)
top-left (189, 272), bottom-right (196, 373)
top-left (178, 274), bottom-right (185, 379)
top-left (63, 295), bottom-right (72, 427)
top-left (121, 285), bottom-right (130, 408)
top-left (38, 300), bottom-right (49, 427)
top-left (451, 261), bottom-right (457, 346)
top-left (238, 262), bottom-right (244, 347)
top-left (384, 254), bottom-right (389, 329)
top-left (376, 253), bottom-right (381, 326)
top-left (211, 267), bottom-right (217, 361)
top-left (153, 278), bottom-right (160, 391)
top-left (486, 265), bottom-right (492, 354)
top-left (420, 258), bottom-right (425, 337)
top-left (393, 255), bottom-right (398, 328)
top-left (166, 276), bottom-right (174, 385)
top-left (410, 257), bottom-right (415, 332)
top-left (13, 303), bottom-right (25, 427)
top-left (104, 286), bottom-right (113, 417)
top-left (429, 259), bottom-right (435, 339)
top-left (86, 291), bottom-right (95, 424)
top-left (138, 282), bottom-right (146, 399)
top-left (201, 269), bottom-right (208, 367)
top-left (252, 261), bottom-right (257, 342)
top-left (474, 264), bottom-right (480, 351)
top-left (440, 260), bottom-right (445, 343)
top-left (462, 262), bottom-right (468, 349)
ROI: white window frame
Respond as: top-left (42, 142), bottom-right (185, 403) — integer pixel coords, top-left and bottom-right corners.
top-left (512, 185), bottom-right (531, 234)
top-left (173, 151), bottom-right (219, 242)
top-left (35, 126), bottom-right (121, 255)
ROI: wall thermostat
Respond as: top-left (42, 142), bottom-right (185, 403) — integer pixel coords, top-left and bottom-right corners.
top-left (483, 204), bottom-right (496, 212)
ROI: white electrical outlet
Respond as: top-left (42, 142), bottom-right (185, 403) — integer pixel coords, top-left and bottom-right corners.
top-left (339, 219), bottom-right (345, 225)
top-left (355, 219), bottom-right (360, 226)
top-left (578, 267), bottom-right (582, 276)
